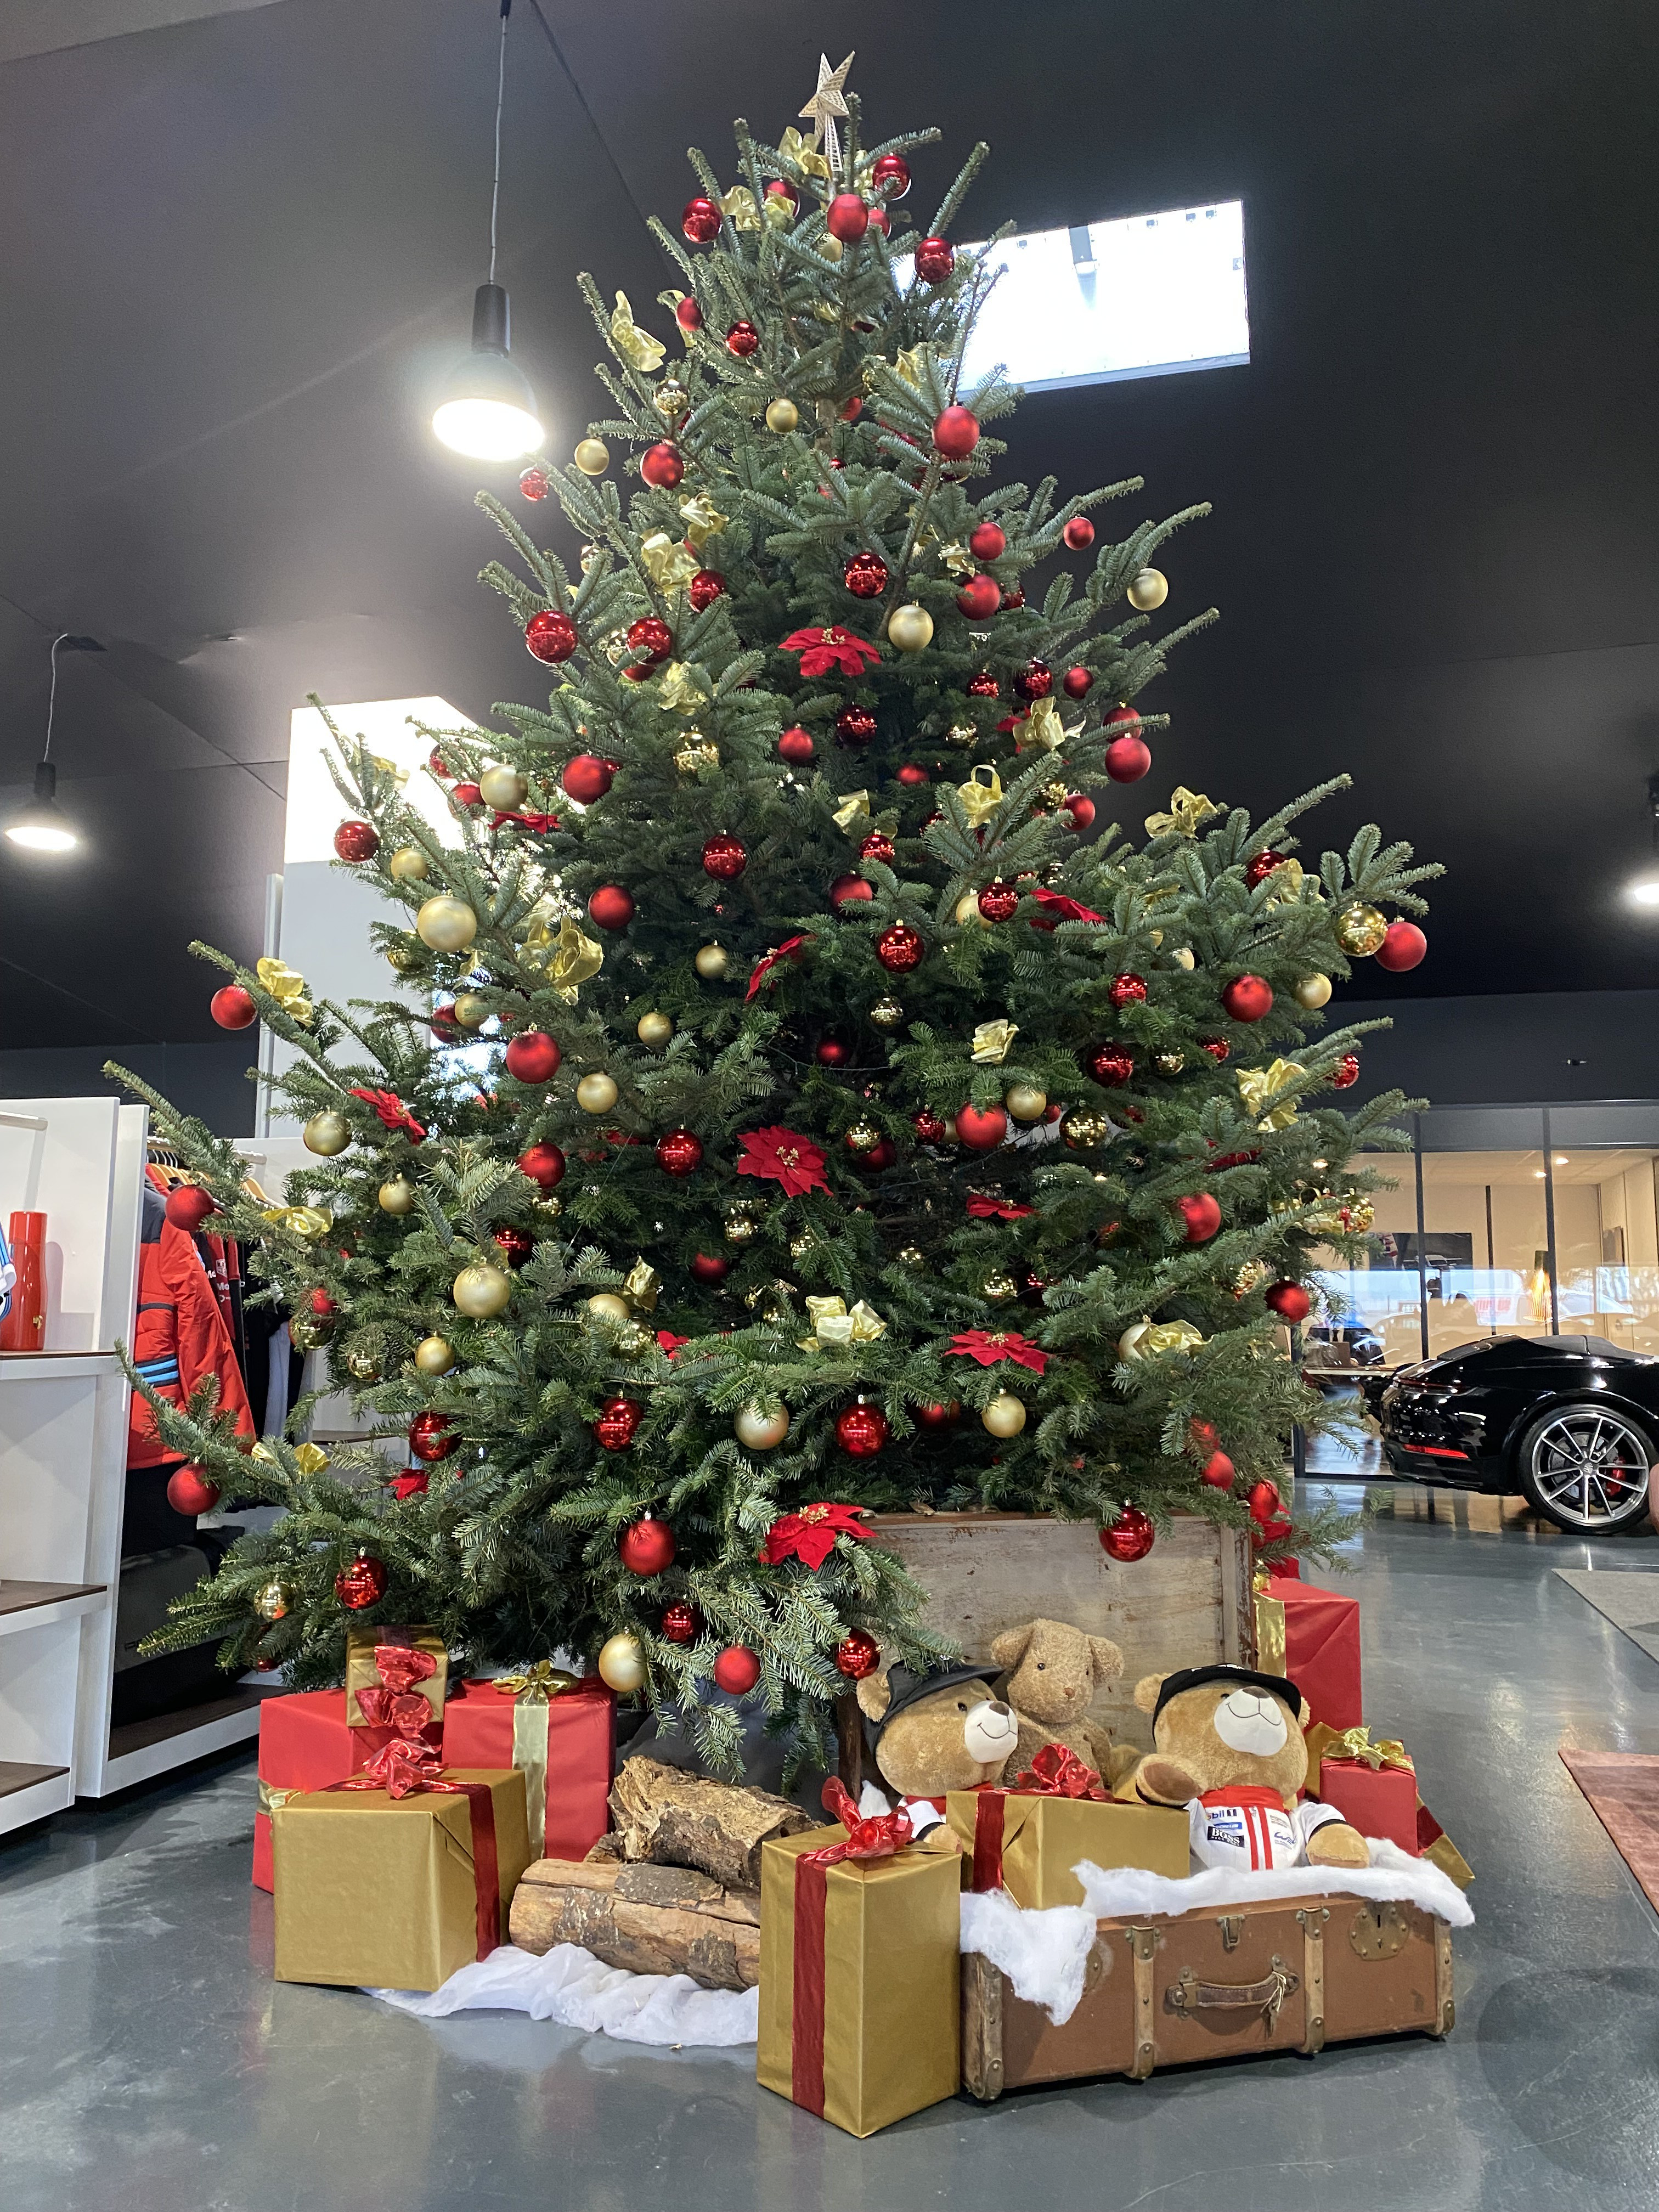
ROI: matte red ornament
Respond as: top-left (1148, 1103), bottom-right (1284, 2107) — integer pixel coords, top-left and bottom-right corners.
top-left (619, 1513), bottom-right (676, 1574)
top-left (702, 833), bottom-right (748, 881)
top-left (815, 1037), bottom-right (850, 1066)
top-left (1062, 516), bottom-right (1096, 552)
top-left (870, 151), bottom-right (911, 199)
top-left (166, 1465), bottom-right (220, 1516)
top-left (978, 880), bottom-right (1019, 923)
top-left (1064, 794), bottom-right (1096, 831)
top-left (165, 1184), bottom-right (217, 1232)
top-left (452, 782), bottom-right (483, 809)
top-left (640, 443), bottom-right (685, 490)
top-left (505, 1031), bottom-right (561, 1083)
top-left (335, 1551), bottom-right (388, 1610)
top-left (562, 753), bottom-right (618, 804)
top-left (1266, 1280), bottom-right (1312, 1323)
top-left (843, 551), bottom-right (889, 599)
top-left (1332, 1052), bottom-right (1361, 1089)
top-left (1246, 1479), bottom-right (1283, 1528)
top-left (1200, 1452), bottom-right (1236, 1492)
top-left (1221, 974), bottom-right (1273, 1022)
top-left (526, 609), bottom-right (578, 664)
top-left (1013, 659), bottom-right (1053, 702)
top-left (675, 294), bottom-right (704, 331)
top-left (595, 1397), bottom-right (644, 1452)
top-left (518, 1143), bottom-right (566, 1189)
top-left (875, 921), bottom-right (925, 973)
top-left (1376, 920), bottom-right (1428, 971)
top-left (966, 672), bottom-right (1000, 699)
top-left (210, 984), bottom-right (257, 1030)
top-left (334, 819), bottom-right (379, 862)
top-left (309, 1288), bottom-right (336, 1318)
top-left (897, 763), bottom-right (929, 786)
top-left (968, 521), bottom-right (1006, 561)
top-left (933, 404), bottom-right (980, 459)
top-left (656, 1128), bottom-right (704, 1177)
top-left (682, 196), bottom-right (721, 242)
top-left (430, 1006), bottom-right (463, 1045)
top-left (1088, 1045), bottom-right (1135, 1086)
top-left (836, 1402), bottom-right (889, 1457)
top-left (1245, 848), bottom-right (1289, 889)
top-left (518, 466), bottom-right (549, 501)
top-left (830, 872), bottom-right (874, 911)
top-left (764, 178), bottom-right (798, 212)
top-left (662, 1601), bottom-right (701, 1645)
top-left (409, 1411), bottom-right (456, 1463)
top-left (687, 569), bottom-right (725, 613)
top-left (915, 1398), bottom-right (961, 1429)
top-left (826, 192), bottom-right (869, 242)
top-left (1105, 735), bottom-right (1152, 783)
top-left (859, 830), bottom-right (895, 865)
top-left (725, 319), bottom-right (760, 357)
top-left (689, 1251), bottom-right (730, 1284)
top-left (868, 1137), bottom-right (897, 1170)
top-left (627, 616), bottom-right (674, 663)
top-left (1200, 1039), bottom-right (1231, 1063)
top-left (1101, 1506), bottom-right (1155, 1562)
top-left (1179, 1192), bottom-right (1223, 1243)
top-left (956, 1104), bottom-right (1008, 1152)
top-left (915, 235), bottom-right (954, 284)
top-left (834, 1629), bottom-right (881, 1680)
top-left (778, 725), bottom-right (816, 764)
top-left (836, 703), bottom-right (877, 748)
top-left (956, 574), bottom-right (1001, 619)
top-left (713, 1645), bottom-right (761, 1694)
top-left (494, 1224), bottom-right (534, 1267)
top-left (1110, 972), bottom-right (1148, 1010)
top-left (1062, 665), bottom-right (1094, 700)
top-left (588, 885), bottom-right (636, 932)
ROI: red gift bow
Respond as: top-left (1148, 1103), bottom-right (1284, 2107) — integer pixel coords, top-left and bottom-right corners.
top-left (373, 1643), bottom-right (438, 1695)
top-left (746, 933), bottom-right (812, 1002)
top-left (780, 625), bottom-right (883, 678)
top-left (966, 1194), bottom-right (1035, 1221)
top-left (491, 810), bottom-right (561, 833)
top-left (348, 1086), bottom-right (427, 1139)
top-left (1011, 1743), bottom-right (1107, 1799)
top-left (761, 1502), bottom-right (871, 1572)
top-left (354, 1641), bottom-right (438, 1733)
top-left (949, 1328), bottom-right (1048, 1374)
top-left (736, 1125), bottom-right (830, 1198)
top-left (334, 1745), bottom-right (503, 1961)
top-left (1028, 887), bottom-right (1104, 930)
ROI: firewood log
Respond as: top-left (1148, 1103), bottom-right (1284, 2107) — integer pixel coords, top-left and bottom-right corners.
top-left (508, 1857), bottom-right (761, 1989)
top-left (608, 1756), bottom-right (814, 1888)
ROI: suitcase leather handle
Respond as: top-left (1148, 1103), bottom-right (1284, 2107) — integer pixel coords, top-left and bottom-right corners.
top-left (1168, 1959), bottom-right (1298, 2024)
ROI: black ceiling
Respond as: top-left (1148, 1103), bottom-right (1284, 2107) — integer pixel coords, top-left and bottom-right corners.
top-left (1, 0), bottom-right (1655, 1047)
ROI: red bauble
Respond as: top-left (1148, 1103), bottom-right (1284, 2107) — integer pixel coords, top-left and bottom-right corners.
top-left (1001, 587), bottom-right (1026, 609)
top-left (165, 1184), bottom-right (217, 1232)
top-left (843, 551), bottom-right (888, 599)
top-left (702, 833), bottom-right (748, 881)
top-left (334, 819), bottom-right (379, 863)
top-left (452, 781), bottom-right (483, 809)
top-left (830, 873), bottom-right (875, 912)
top-left (839, 393), bottom-right (864, 420)
top-left (765, 178), bottom-right (798, 212)
top-left (956, 574), bottom-right (1001, 619)
top-left (1376, 921), bottom-right (1428, 972)
top-left (1200, 1038), bottom-right (1231, 1063)
top-left (957, 1104), bottom-right (1008, 1152)
top-left (897, 763), bottom-right (930, 786)
top-left (836, 1402), bottom-right (889, 1457)
top-left (690, 1251), bottom-right (730, 1284)
top-left (675, 296), bottom-right (704, 334)
top-left (517, 1143), bottom-right (566, 1193)
top-left (1062, 517), bottom-right (1096, 551)
top-left (1110, 972), bottom-right (1148, 1010)
top-left (725, 319), bottom-right (760, 357)
top-left (836, 703), bottom-right (877, 748)
top-left (915, 235), bottom-right (954, 284)
top-left (335, 1551), bottom-right (388, 1610)
top-left (595, 1397), bottom-right (645, 1451)
top-left (1178, 1192), bottom-right (1223, 1243)
top-left (1088, 1045), bottom-right (1135, 1086)
top-left (430, 1006), bottom-right (463, 1045)
top-left (166, 1465), bottom-right (220, 1516)
top-left (662, 1601), bottom-right (701, 1645)
top-left (656, 1129), bottom-right (704, 1177)
top-left (1245, 848), bottom-right (1289, 889)
top-left (309, 1288), bottom-right (336, 1318)
top-left (815, 1037), bottom-right (850, 1066)
top-left (526, 609), bottom-right (578, 664)
top-left (826, 191), bottom-right (869, 242)
top-left (1266, 1280), bottom-right (1312, 1323)
top-left (912, 1108), bottom-right (949, 1143)
top-left (409, 1411), bottom-right (456, 1463)
top-left (1013, 659), bottom-right (1053, 702)
top-left (1221, 974), bottom-right (1273, 1022)
top-left (875, 921), bottom-right (925, 972)
top-left (494, 1224), bottom-right (534, 1267)
top-left (210, 984), bottom-right (257, 1030)
top-left (1190, 1418), bottom-right (1220, 1451)
top-left (505, 1031), bottom-right (561, 1083)
top-left (589, 885), bottom-right (636, 932)
top-left (1101, 1506), bottom-right (1155, 1562)
top-left (518, 465), bottom-right (549, 501)
top-left (933, 404), bottom-right (980, 459)
top-left (627, 616), bottom-right (674, 663)
top-left (870, 151), bottom-right (911, 198)
top-left (1064, 794), bottom-right (1096, 831)
top-left (1333, 1053), bottom-right (1361, 1090)
top-left (682, 196), bottom-right (721, 242)
top-left (1246, 1480), bottom-right (1283, 1528)
top-left (688, 569), bottom-right (725, 612)
top-left (563, 753), bottom-right (618, 804)
top-left (640, 443), bottom-right (684, 489)
top-left (978, 880), bottom-right (1019, 923)
top-left (429, 747), bottom-right (455, 778)
top-left (619, 1513), bottom-right (676, 1575)
top-left (867, 1137), bottom-right (897, 1170)
top-left (713, 1645), bottom-right (761, 1695)
top-left (968, 521), bottom-right (1006, 561)
top-left (1062, 666), bottom-right (1095, 701)
top-left (834, 1629), bottom-right (882, 1680)
top-left (1105, 735), bottom-right (1152, 783)
top-left (1200, 1452), bottom-right (1236, 1492)
top-left (778, 725), bottom-right (816, 764)
top-left (859, 831), bottom-right (896, 865)
top-left (915, 1398), bottom-right (961, 1429)
top-left (966, 672), bottom-right (1000, 699)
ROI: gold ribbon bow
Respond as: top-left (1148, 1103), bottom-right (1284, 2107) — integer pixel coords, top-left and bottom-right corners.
top-left (640, 532), bottom-right (701, 595)
top-left (971, 1019), bottom-right (1019, 1065)
top-left (255, 957), bottom-right (313, 1025)
top-left (1019, 696), bottom-right (1067, 753)
top-left (1144, 787), bottom-right (1222, 839)
top-left (491, 1661), bottom-right (579, 1703)
top-left (679, 494), bottom-right (728, 547)
top-left (365, 751), bottom-right (410, 787)
top-left (832, 790), bottom-right (871, 832)
top-left (1261, 856), bottom-right (1313, 906)
top-left (778, 125), bottom-right (831, 180)
top-left (957, 764), bottom-right (1003, 828)
top-left (1237, 1058), bottom-right (1307, 1132)
top-left (935, 537), bottom-right (975, 579)
top-left (1305, 1722), bottom-right (1414, 1775)
top-left (250, 1441), bottom-right (329, 1473)
top-left (624, 1258), bottom-right (662, 1313)
top-left (804, 1295), bottom-right (888, 1349)
top-left (261, 1205), bottom-right (332, 1241)
top-left (719, 184), bottom-right (761, 232)
top-left (1120, 1316), bottom-right (1206, 1360)
top-left (257, 1780), bottom-right (299, 1817)
top-left (656, 661), bottom-right (709, 713)
top-left (610, 291), bottom-right (666, 373)
top-left (522, 913), bottom-right (603, 1003)
top-left (894, 345), bottom-right (929, 391)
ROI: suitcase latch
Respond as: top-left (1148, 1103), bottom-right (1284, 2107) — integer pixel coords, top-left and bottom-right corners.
top-left (1348, 1900), bottom-right (1409, 1960)
top-left (1217, 1914), bottom-right (1244, 1951)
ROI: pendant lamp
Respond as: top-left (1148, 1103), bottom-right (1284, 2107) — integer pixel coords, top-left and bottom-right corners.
top-left (5, 634), bottom-right (99, 854)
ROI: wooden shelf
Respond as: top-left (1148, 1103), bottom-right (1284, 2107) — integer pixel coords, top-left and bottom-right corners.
top-left (107, 1687), bottom-right (269, 1764)
top-left (0, 1581), bottom-right (103, 1616)
top-left (0, 1759), bottom-right (69, 1798)
top-left (0, 1351), bottom-right (117, 1382)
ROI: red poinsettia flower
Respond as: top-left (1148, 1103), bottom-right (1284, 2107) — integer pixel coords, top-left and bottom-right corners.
top-left (966, 1194), bottom-right (1036, 1221)
top-left (745, 933), bottom-right (813, 1002)
top-left (948, 1328), bottom-right (1049, 1375)
top-left (387, 1469), bottom-right (430, 1500)
top-left (781, 625), bottom-right (883, 678)
top-left (491, 809), bottom-right (561, 834)
top-left (1028, 888), bottom-right (1104, 932)
top-left (656, 1330), bottom-right (689, 1358)
top-left (348, 1086), bottom-right (427, 1139)
top-left (762, 1500), bottom-right (871, 1571)
top-left (737, 1125), bottom-right (830, 1198)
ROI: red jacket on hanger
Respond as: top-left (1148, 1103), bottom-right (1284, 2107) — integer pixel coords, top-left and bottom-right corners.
top-left (128, 1180), bottom-right (255, 1469)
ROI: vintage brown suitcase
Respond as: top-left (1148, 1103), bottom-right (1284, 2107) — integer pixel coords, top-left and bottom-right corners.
top-left (962, 1893), bottom-right (1454, 2098)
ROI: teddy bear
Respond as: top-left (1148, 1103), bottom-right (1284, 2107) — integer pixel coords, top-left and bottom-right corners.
top-left (989, 1617), bottom-right (1125, 1779)
top-left (854, 1660), bottom-right (1020, 1837)
top-left (1125, 1664), bottom-right (1371, 1874)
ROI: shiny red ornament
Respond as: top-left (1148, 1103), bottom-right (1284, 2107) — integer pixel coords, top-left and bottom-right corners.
top-left (713, 1645), bottom-right (761, 1694)
top-left (967, 672), bottom-right (1000, 699)
top-left (334, 819), bottom-right (379, 863)
top-left (836, 1402), bottom-right (889, 1457)
top-left (1200, 1039), bottom-right (1230, 1063)
top-left (166, 1465), bottom-right (220, 1516)
top-left (968, 521), bottom-right (1006, 561)
top-left (843, 551), bottom-right (889, 600)
top-left (933, 404), bottom-right (980, 459)
top-left (595, 1397), bottom-right (645, 1452)
top-left (562, 753), bottom-right (618, 804)
top-left (210, 984), bottom-right (257, 1030)
top-left (526, 608), bottom-right (578, 664)
top-left (859, 830), bottom-right (896, 865)
top-left (640, 443), bottom-right (684, 489)
top-left (1088, 1045), bottom-right (1135, 1086)
top-left (778, 725), bottom-right (816, 764)
top-left (619, 1513), bottom-right (676, 1574)
top-left (897, 763), bottom-right (929, 786)
top-left (815, 1037), bottom-right (850, 1066)
top-left (835, 1629), bottom-right (881, 1679)
top-left (702, 833), bottom-right (748, 881)
top-left (687, 569), bottom-right (725, 612)
top-left (518, 1143), bottom-right (566, 1189)
top-left (674, 294), bottom-right (704, 330)
top-left (1013, 659), bottom-right (1053, 702)
top-left (452, 781), bottom-right (483, 809)
top-left (1245, 848), bottom-right (1289, 889)
top-left (1062, 516), bottom-right (1096, 551)
top-left (826, 191), bottom-right (869, 242)
top-left (518, 466), bottom-right (549, 501)
top-left (656, 1128), bottom-right (704, 1177)
top-left (911, 1108), bottom-right (947, 1143)
top-left (690, 1251), bottom-right (730, 1284)
top-left (409, 1412), bottom-right (456, 1464)
top-left (956, 574), bottom-right (1001, 619)
top-left (430, 1005), bottom-right (463, 1045)
top-left (1001, 587), bottom-right (1026, 609)
top-left (915, 235), bottom-right (954, 284)
top-left (1246, 1479), bottom-right (1283, 1528)
top-left (165, 1184), bottom-right (218, 1232)
top-left (956, 1104), bottom-right (1007, 1152)
top-left (870, 151), bottom-right (911, 199)
top-left (915, 1399), bottom-right (961, 1429)
top-left (1101, 1506), bottom-right (1155, 1563)
top-left (839, 398), bottom-right (864, 427)
top-left (1221, 974), bottom-right (1273, 1023)
top-left (309, 1288), bottom-right (336, 1318)
top-left (627, 616), bottom-right (673, 663)
top-left (662, 1601), bottom-right (701, 1645)
top-left (1062, 665), bottom-right (1094, 701)
top-left (335, 1551), bottom-right (388, 1610)
top-left (1110, 972), bottom-right (1148, 1011)
top-left (1333, 1053), bottom-right (1361, 1090)
top-left (504, 1031), bottom-right (560, 1083)
top-left (588, 884), bottom-right (636, 932)
top-left (725, 319), bottom-right (760, 357)
top-left (1200, 1451), bottom-right (1236, 1492)
top-left (875, 921), bottom-right (925, 973)
top-left (836, 703), bottom-right (877, 748)
top-left (764, 178), bottom-right (798, 212)
top-left (1105, 734), bottom-right (1152, 783)
top-left (493, 1224), bottom-right (534, 1267)
top-left (1266, 1280), bottom-right (1312, 1323)
top-left (867, 1137), bottom-right (896, 1170)
top-left (1064, 794), bottom-right (1096, 832)
top-left (978, 880), bottom-right (1019, 923)
top-left (1179, 1192), bottom-right (1223, 1243)
top-left (682, 196), bottom-right (721, 243)
top-left (830, 872), bottom-right (874, 911)
top-left (1376, 921), bottom-right (1428, 972)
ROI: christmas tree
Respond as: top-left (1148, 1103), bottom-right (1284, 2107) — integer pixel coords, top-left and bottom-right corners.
top-left (120, 74), bottom-right (1437, 1779)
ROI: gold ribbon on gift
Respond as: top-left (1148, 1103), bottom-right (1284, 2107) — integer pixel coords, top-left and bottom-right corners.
top-left (640, 532), bottom-right (701, 595)
top-left (610, 290), bottom-right (666, 371)
top-left (523, 915), bottom-right (604, 1004)
top-left (1305, 1722), bottom-right (1414, 1775)
top-left (803, 1295), bottom-right (888, 1350)
top-left (1019, 696), bottom-right (1066, 753)
top-left (624, 1258), bottom-right (662, 1313)
top-left (971, 1019), bottom-right (1019, 1065)
top-left (957, 764), bottom-right (1003, 828)
top-left (498, 1681), bottom-right (576, 1858)
top-left (778, 126), bottom-right (831, 180)
top-left (1237, 1058), bottom-right (1307, 1132)
top-left (258, 1780), bottom-right (299, 1817)
top-left (1251, 1567), bottom-right (1287, 1677)
top-left (1144, 787), bottom-right (1222, 839)
top-left (255, 957), bottom-right (313, 1025)
top-left (719, 184), bottom-right (761, 231)
top-left (832, 790), bottom-right (871, 832)
top-left (679, 493), bottom-right (728, 547)
top-left (656, 661), bottom-right (709, 713)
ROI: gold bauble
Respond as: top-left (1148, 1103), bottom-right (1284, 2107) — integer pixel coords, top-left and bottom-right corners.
top-left (345, 1347), bottom-right (381, 1383)
top-left (533, 1193), bottom-right (563, 1219)
top-left (887, 602), bottom-right (935, 654)
top-left (387, 847), bottom-right (429, 883)
top-left (586, 1293), bottom-right (632, 1324)
top-left (597, 1633), bottom-right (646, 1694)
top-left (1126, 566), bottom-right (1169, 611)
top-left (844, 1120), bottom-right (881, 1153)
top-left (415, 895), bottom-right (478, 954)
top-left (735, 1403), bottom-right (791, 1451)
top-left (302, 1109), bottom-right (350, 1158)
top-left (653, 380), bottom-right (689, 421)
top-left (1116, 1320), bottom-right (1152, 1359)
top-left (765, 397), bottom-right (799, 433)
top-left (636, 1010), bottom-right (674, 1047)
top-left (575, 1071), bottom-right (619, 1114)
top-left (385, 938), bottom-right (424, 973)
top-left (452, 1263), bottom-right (512, 1318)
top-left (820, 233), bottom-right (844, 263)
top-left (1294, 973), bottom-right (1333, 1011)
top-left (452, 992), bottom-right (491, 1029)
top-left (946, 723), bottom-right (978, 748)
top-left (895, 1245), bottom-right (927, 1269)
top-left (1062, 1109), bottom-right (1108, 1150)
top-left (1172, 947), bottom-right (1196, 970)
top-left (955, 891), bottom-right (988, 926)
top-left (1155, 1052), bottom-right (1186, 1075)
top-left (674, 735), bottom-right (720, 775)
top-left (694, 943), bottom-right (730, 980)
top-left (253, 1578), bottom-right (292, 1622)
top-left (982, 1271), bottom-right (1018, 1303)
top-left (789, 1232), bottom-right (814, 1260)
top-left (869, 996), bottom-right (904, 1030)
top-left (1006, 1082), bottom-right (1048, 1122)
top-left (1335, 902), bottom-right (1387, 957)
top-left (1040, 780), bottom-right (1069, 809)
top-left (579, 543), bottom-right (599, 573)
top-left (724, 1209), bottom-right (759, 1245)
top-left (1232, 1261), bottom-right (1271, 1300)
top-left (377, 1178), bottom-right (416, 1215)
top-left (982, 1391), bottom-right (1028, 1438)
top-left (287, 1313), bottom-right (327, 1351)
top-left (617, 1321), bottom-right (652, 1354)
top-left (601, 627), bottom-right (630, 665)
top-left (415, 1335), bottom-right (456, 1376)
top-left (478, 764), bottom-right (528, 811)
top-left (573, 437), bottom-right (611, 475)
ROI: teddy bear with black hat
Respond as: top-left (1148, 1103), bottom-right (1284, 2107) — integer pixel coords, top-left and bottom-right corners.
top-left (854, 1660), bottom-right (1020, 1838)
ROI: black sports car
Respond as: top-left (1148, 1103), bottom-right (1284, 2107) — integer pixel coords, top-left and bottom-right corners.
top-left (1368, 1334), bottom-right (1659, 1535)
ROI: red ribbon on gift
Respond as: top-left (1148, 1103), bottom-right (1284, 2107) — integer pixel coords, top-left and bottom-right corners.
top-left (791, 1779), bottom-right (913, 2117)
top-left (354, 1642), bottom-right (439, 1734)
top-left (1011, 1743), bottom-right (1107, 1799)
top-left (333, 1742), bottom-right (504, 1963)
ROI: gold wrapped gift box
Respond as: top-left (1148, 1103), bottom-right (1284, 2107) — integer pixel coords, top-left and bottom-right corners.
top-left (946, 1788), bottom-right (1189, 1908)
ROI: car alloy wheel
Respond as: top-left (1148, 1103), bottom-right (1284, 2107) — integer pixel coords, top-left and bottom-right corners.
top-left (1518, 1404), bottom-right (1654, 1534)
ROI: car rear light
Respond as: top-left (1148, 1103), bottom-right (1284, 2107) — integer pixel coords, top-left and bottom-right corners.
top-left (1416, 1444), bottom-right (1470, 1459)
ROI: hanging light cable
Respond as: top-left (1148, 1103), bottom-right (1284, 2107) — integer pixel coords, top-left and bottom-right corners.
top-left (5, 633), bottom-right (99, 854)
top-left (431, 0), bottom-right (544, 462)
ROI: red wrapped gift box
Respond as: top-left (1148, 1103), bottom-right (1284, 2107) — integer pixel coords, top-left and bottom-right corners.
top-left (1317, 1754), bottom-right (1420, 1853)
top-left (443, 1671), bottom-right (614, 1861)
top-left (1266, 1574), bottom-right (1362, 1731)
top-left (252, 1688), bottom-right (442, 1890)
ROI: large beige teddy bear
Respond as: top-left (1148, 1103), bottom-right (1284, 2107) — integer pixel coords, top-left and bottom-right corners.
top-left (990, 1617), bottom-right (1124, 1778)
top-left (855, 1661), bottom-right (1020, 1836)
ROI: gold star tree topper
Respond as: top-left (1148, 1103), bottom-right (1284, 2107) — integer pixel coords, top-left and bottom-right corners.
top-left (799, 51), bottom-right (855, 174)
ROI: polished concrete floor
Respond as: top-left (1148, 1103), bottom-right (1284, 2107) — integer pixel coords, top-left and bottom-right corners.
top-left (5, 1484), bottom-right (1659, 2212)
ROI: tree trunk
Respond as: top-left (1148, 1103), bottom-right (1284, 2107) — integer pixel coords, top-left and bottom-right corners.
top-left (608, 1756), bottom-right (815, 1888)
top-left (508, 1857), bottom-right (761, 1990)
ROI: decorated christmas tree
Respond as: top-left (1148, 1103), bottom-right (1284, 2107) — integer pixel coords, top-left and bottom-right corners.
top-left (121, 71), bottom-right (1437, 1779)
